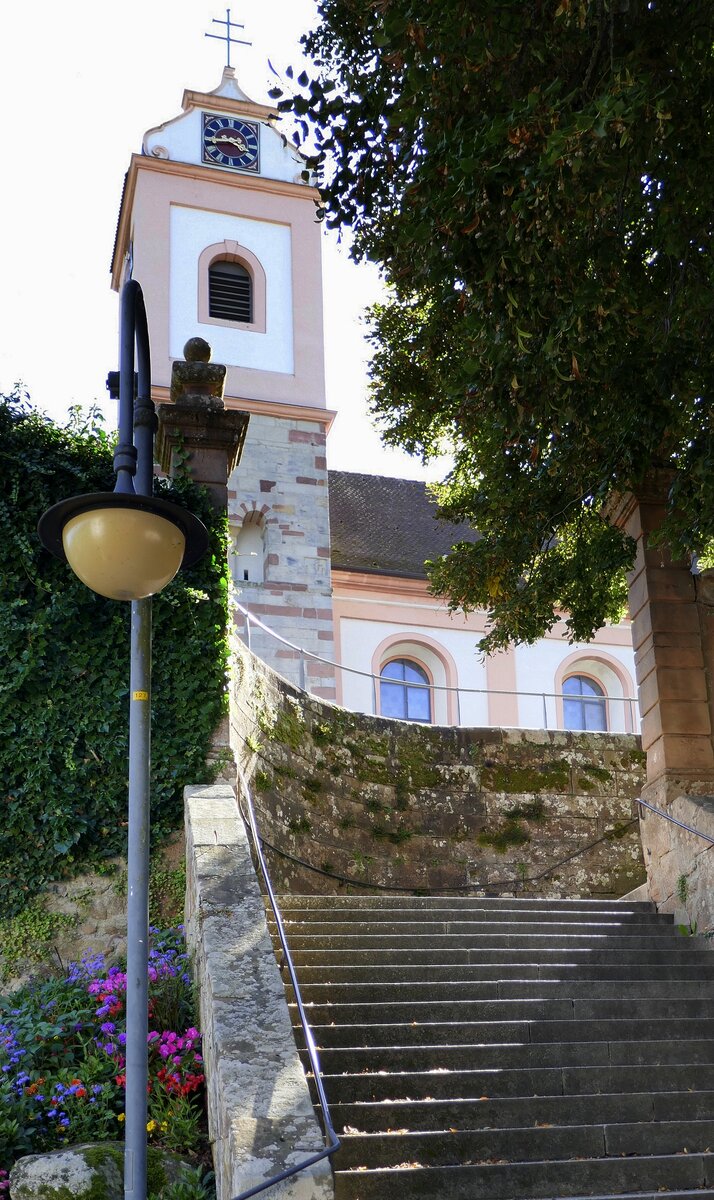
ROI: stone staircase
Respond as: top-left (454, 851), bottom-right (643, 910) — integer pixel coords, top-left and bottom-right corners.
top-left (268, 894), bottom-right (714, 1200)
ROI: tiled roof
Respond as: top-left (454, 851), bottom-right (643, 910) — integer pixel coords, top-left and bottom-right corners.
top-left (328, 470), bottom-right (477, 578)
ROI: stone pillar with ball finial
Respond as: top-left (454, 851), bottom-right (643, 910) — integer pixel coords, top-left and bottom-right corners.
top-left (156, 337), bottom-right (250, 511)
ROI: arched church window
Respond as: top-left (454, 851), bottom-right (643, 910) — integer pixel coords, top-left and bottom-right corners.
top-left (380, 659), bottom-right (431, 723)
top-left (563, 674), bottom-right (607, 732)
top-left (233, 514), bottom-right (265, 584)
top-left (208, 260), bottom-right (252, 323)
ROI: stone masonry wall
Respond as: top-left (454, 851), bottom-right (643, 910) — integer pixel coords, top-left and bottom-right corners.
top-left (228, 412), bottom-right (335, 698)
top-left (639, 791), bottom-right (714, 931)
top-left (230, 640), bottom-right (647, 899)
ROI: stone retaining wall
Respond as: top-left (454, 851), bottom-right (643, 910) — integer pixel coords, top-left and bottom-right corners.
top-left (229, 640), bottom-right (647, 898)
top-left (0, 836), bottom-right (186, 992)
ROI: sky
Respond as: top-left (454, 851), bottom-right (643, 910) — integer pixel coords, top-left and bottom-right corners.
top-left (0, 0), bottom-right (447, 481)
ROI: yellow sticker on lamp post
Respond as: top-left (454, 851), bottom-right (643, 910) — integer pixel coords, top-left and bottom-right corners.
top-left (133, 690), bottom-right (149, 701)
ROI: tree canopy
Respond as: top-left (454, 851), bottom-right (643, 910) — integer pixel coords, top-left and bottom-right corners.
top-left (275, 0), bottom-right (714, 650)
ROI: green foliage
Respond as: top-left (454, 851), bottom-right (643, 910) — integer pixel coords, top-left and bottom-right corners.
top-left (477, 820), bottom-right (531, 854)
top-left (275, 1), bottom-right (714, 648)
top-left (256, 695), bottom-right (306, 750)
top-left (149, 858), bottom-right (187, 929)
top-left (371, 822), bottom-right (412, 845)
top-left (254, 769), bottom-right (272, 793)
top-left (605, 820), bottom-right (634, 840)
top-left (504, 798), bottom-right (546, 823)
top-left (478, 798), bottom-right (546, 853)
top-left (149, 1167), bottom-right (216, 1200)
top-left (481, 762), bottom-right (569, 794)
top-left (288, 816), bottom-right (312, 835)
top-left (0, 899), bottom-right (76, 983)
top-left (0, 391), bottom-right (229, 914)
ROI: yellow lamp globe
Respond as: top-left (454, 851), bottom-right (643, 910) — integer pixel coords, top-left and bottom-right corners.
top-left (38, 492), bottom-right (208, 600)
top-left (62, 507), bottom-right (186, 600)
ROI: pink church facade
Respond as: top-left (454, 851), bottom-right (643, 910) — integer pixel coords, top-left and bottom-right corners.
top-left (112, 66), bottom-right (639, 736)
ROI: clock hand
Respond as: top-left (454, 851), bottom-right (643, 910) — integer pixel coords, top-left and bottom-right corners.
top-left (208, 134), bottom-right (249, 151)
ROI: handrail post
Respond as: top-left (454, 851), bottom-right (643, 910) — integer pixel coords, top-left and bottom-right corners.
top-left (542, 693), bottom-right (548, 729)
top-left (299, 652), bottom-right (307, 693)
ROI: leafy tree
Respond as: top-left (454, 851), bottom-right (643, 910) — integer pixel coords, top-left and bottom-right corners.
top-left (275, 0), bottom-right (714, 650)
top-left (0, 391), bottom-right (228, 913)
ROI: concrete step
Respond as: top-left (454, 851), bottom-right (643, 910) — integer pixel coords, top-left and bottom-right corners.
top-left (334, 1118), bottom-right (714, 1169)
top-left (332, 1151), bottom-right (714, 1199)
top-left (315, 1062), bottom-right (714, 1103)
top-left (536, 1193), bottom-right (714, 1200)
top-left (308, 1040), bottom-right (714, 1078)
top-left (301, 1016), bottom-right (714, 1049)
top-left (290, 977), bottom-right (714, 1003)
top-left (287, 946), bottom-right (714, 967)
top-left (273, 891), bottom-right (714, 1199)
top-left (294, 996), bottom-right (713, 1026)
top-left (272, 908), bottom-right (674, 928)
top-left (277, 919), bottom-right (676, 939)
top-left (290, 960), bottom-right (714, 983)
top-left (329, 1089), bottom-right (714, 1133)
top-left (275, 895), bottom-right (659, 913)
top-left (284, 931), bottom-right (693, 952)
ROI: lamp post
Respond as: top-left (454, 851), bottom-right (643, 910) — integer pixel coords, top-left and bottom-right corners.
top-left (38, 280), bottom-right (208, 1200)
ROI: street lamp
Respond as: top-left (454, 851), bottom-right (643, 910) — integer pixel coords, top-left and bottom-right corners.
top-left (38, 279), bottom-right (208, 1200)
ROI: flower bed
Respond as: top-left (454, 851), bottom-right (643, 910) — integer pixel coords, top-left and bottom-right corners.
top-left (0, 927), bottom-right (213, 1198)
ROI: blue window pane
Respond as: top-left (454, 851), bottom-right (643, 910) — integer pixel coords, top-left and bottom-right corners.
top-left (379, 659), bottom-right (431, 723)
top-left (406, 683), bottom-right (431, 722)
top-left (381, 680), bottom-right (407, 718)
top-left (563, 675), bottom-right (606, 732)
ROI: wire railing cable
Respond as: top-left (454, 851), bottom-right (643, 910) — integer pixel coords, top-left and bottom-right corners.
top-left (243, 791), bottom-right (637, 895)
top-left (637, 797), bottom-right (714, 846)
top-left (234, 601), bottom-right (638, 729)
top-left (227, 764), bottom-right (340, 1200)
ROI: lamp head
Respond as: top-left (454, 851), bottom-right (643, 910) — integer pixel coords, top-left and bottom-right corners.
top-left (38, 492), bottom-right (209, 601)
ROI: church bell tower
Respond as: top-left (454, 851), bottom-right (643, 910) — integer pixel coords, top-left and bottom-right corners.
top-left (111, 64), bottom-right (336, 697)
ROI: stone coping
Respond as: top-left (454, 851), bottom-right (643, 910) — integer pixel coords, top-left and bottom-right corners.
top-left (184, 783), bottom-right (333, 1200)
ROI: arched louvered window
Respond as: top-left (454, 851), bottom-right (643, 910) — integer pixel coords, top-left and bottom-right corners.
top-left (208, 260), bottom-right (252, 324)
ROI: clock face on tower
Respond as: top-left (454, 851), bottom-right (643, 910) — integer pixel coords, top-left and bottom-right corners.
top-left (202, 114), bottom-right (260, 172)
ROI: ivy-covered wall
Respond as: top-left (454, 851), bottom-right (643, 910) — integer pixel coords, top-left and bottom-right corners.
top-left (230, 641), bottom-right (647, 898)
top-left (0, 393), bottom-right (229, 917)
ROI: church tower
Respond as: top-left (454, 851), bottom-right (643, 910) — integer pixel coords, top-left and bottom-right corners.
top-left (111, 66), bottom-right (336, 696)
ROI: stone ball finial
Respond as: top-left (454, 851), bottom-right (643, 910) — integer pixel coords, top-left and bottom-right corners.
top-left (171, 338), bottom-right (226, 411)
top-left (184, 337), bottom-right (212, 363)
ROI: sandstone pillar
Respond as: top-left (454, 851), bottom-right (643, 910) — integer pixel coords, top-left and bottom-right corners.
top-left (609, 474), bottom-right (714, 925)
top-left (155, 338), bottom-right (249, 772)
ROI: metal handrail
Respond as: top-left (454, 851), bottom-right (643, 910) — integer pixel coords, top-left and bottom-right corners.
top-left (235, 601), bottom-right (639, 729)
top-left (229, 763), bottom-right (340, 1200)
top-left (637, 797), bottom-right (714, 846)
